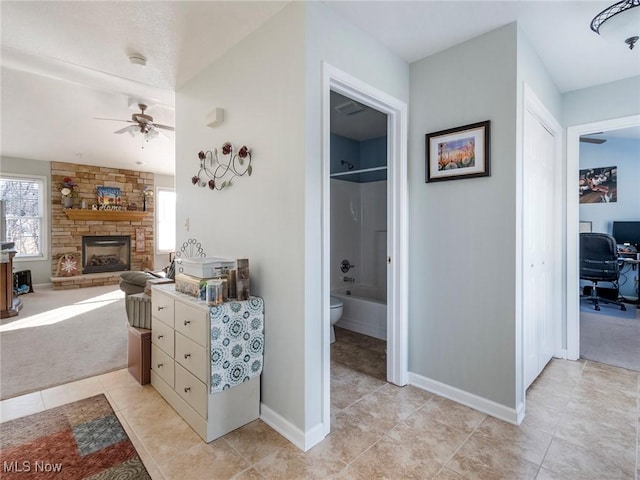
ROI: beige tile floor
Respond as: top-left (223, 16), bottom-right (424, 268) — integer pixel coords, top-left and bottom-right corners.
top-left (1, 326), bottom-right (638, 479)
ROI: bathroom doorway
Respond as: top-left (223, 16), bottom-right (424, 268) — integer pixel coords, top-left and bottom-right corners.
top-left (321, 63), bottom-right (408, 437)
top-left (328, 89), bottom-right (389, 410)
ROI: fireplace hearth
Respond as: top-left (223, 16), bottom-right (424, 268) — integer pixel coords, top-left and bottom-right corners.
top-left (82, 236), bottom-right (131, 274)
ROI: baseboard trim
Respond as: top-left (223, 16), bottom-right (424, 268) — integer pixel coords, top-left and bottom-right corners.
top-left (408, 372), bottom-right (520, 425)
top-left (260, 403), bottom-right (326, 452)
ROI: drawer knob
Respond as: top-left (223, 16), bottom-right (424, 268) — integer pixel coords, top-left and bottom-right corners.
top-left (184, 353), bottom-right (191, 359)
top-left (157, 334), bottom-right (164, 339)
top-left (157, 363), bottom-right (163, 368)
top-left (184, 320), bottom-right (191, 326)
top-left (184, 387), bottom-right (191, 393)
top-left (157, 306), bottom-right (165, 311)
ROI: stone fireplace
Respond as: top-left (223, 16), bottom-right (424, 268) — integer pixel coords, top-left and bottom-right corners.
top-left (50, 161), bottom-right (154, 289)
top-left (82, 235), bottom-right (131, 274)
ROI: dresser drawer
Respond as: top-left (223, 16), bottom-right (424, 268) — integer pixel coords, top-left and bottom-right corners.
top-left (175, 301), bottom-right (208, 346)
top-left (151, 344), bottom-right (174, 387)
top-left (175, 363), bottom-right (207, 418)
top-left (175, 332), bottom-right (208, 382)
top-left (152, 290), bottom-right (175, 328)
top-left (152, 319), bottom-right (174, 357)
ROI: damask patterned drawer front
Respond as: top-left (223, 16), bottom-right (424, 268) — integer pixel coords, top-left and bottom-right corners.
top-left (175, 332), bottom-right (207, 382)
top-left (151, 344), bottom-right (175, 387)
top-left (152, 290), bottom-right (175, 328)
top-left (175, 301), bottom-right (207, 346)
top-left (152, 319), bottom-right (174, 357)
top-left (175, 363), bottom-right (207, 418)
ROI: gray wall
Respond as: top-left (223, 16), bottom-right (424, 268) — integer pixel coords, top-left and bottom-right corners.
top-left (1, 156), bottom-right (52, 285)
top-left (304, 0), bottom-right (410, 430)
top-left (564, 75), bottom-right (640, 127)
top-left (176, 2), bottom-right (308, 431)
top-left (408, 24), bottom-right (518, 407)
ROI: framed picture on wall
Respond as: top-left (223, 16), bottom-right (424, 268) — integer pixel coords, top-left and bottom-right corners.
top-left (425, 120), bottom-right (491, 182)
top-left (96, 186), bottom-right (121, 206)
top-left (579, 166), bottom-right (617, 203)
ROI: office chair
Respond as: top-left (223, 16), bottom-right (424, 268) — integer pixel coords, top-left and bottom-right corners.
top-left (580, 233), bottom-right (627, 312)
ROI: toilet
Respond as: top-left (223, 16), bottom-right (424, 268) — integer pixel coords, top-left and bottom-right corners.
top-left (330, 296), bottom-right (343, 343)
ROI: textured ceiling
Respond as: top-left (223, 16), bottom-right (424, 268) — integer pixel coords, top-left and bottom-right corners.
top-left (1, 1), bottom-right (638, 176)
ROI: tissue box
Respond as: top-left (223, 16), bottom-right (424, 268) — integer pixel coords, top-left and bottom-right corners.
top-left (180, 257), bottom-right (235, 278)
top-left (175, 273), bottom-right (211, 300)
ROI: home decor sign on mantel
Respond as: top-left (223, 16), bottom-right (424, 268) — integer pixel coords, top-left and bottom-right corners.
top-left (192, 142), bottom-right (252, 191)
top-left (425, 120), bottom-right (490, 182)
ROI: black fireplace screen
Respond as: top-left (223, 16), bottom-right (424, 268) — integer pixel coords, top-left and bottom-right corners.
top-left (82, 235), bottom-right (131, 274)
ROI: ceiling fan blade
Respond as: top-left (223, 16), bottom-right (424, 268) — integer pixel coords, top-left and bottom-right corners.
top-left (580, 137), bottom-right (607, 144)
top-left (154, 124), bottom-right (175, 131)
top-left (114, 125), bottom-right (137, 136)
top-left (93, 117), bottom-right (135, 123)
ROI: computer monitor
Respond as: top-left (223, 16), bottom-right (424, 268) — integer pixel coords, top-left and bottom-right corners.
top-left (612, 221), bottom-right (640, 247)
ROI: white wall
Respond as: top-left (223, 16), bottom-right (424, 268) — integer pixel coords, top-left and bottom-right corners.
top-left (1, 156), bottom-right (51, 284)
top-left (408, 24), bottom-right (518, 408)
top-left (360, 181), bottom-right (387, 296)
top-left (176, 3), bottom-right (307, 432)
top-left (330, 179), bottom-right (387, 296)
top-left (330, 179), bottom-right (361, 289)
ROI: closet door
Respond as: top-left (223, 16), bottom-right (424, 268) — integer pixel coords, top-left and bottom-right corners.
top-left (523, 108), bottom-right (558, 389)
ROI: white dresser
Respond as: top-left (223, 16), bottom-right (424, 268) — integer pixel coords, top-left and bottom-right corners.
top-left (150, 284), bottom-right (261, 442)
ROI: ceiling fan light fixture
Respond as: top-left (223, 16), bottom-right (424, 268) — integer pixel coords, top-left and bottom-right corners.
top-left (128, 54), bottom-right (147, 67)
top-left (591, 0), bottom-right (640, 50)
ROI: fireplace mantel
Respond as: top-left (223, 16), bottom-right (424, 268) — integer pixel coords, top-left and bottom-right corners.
top-left (63, 209), bottom-right (149, 222)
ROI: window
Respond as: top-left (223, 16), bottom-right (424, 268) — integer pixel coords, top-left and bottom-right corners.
top-left (156, 187), bottom-right (176, 253)
top-left (0, 175), bottom-right (47, 259)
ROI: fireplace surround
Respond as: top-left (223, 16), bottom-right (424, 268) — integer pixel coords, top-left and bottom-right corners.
top-left (82, 235), bottom-right (131, 274)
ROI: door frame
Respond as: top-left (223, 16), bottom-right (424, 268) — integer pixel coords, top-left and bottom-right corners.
top-left (565, 113), bottom-right (640, 360)
top-left (321, 62), bottom-right (408, 435)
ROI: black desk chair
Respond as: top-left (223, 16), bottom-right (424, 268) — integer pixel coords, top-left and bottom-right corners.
top-left (580, 233), bottom-right (626, 311)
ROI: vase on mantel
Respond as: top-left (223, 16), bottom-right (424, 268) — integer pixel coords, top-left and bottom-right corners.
top-left (62, 196), bottom-right (73, 208)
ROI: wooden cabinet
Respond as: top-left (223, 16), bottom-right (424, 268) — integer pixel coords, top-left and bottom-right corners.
top-left (150, 285), bottom-right (261, 442)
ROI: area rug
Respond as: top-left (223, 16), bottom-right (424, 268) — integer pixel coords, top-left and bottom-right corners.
top-left (0, 394), bottom-right (150, 479)
top-left (0, 285), bottom-right (127, 400)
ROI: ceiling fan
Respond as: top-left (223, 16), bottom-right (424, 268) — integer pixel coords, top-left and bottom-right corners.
top-left (580, 132), bottom-right (607, 144)
top-left (94, 103), bottom-right (175, 140)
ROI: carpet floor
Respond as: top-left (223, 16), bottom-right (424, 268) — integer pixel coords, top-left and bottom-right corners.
top-left (0, 285), bottom-right (127, 400)
top-left (0, 394), bottom-right (150, 479)
top-left (580, 299), bottom-right (640, 372)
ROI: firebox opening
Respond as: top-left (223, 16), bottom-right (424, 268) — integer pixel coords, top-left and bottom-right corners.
top-left (82, 235), bottom-right (131, 274)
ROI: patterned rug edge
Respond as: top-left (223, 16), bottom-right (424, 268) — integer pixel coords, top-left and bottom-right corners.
top-left (0, 394), bottom-right (151, 479)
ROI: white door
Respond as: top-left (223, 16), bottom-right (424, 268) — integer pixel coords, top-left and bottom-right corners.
top-left (523, 108), bottom-right (557, 389)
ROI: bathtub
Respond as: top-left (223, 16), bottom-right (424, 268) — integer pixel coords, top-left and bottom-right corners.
top-left (331, 285), bottom-right (387, 340)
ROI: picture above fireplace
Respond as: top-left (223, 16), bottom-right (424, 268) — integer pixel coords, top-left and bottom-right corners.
top-left (82, 235), bottom-right (131, 274)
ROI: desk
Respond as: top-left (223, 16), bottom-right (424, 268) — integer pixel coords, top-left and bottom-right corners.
top-left (618, 257), bottom-right (639, 306)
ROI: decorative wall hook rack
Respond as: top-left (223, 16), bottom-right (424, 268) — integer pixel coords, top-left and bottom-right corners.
top-left (191, 142), bottom-right (252, 191)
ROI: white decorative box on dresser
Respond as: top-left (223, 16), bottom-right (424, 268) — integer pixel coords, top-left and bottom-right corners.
top-left (150, 284), bottom-right (263, 442)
